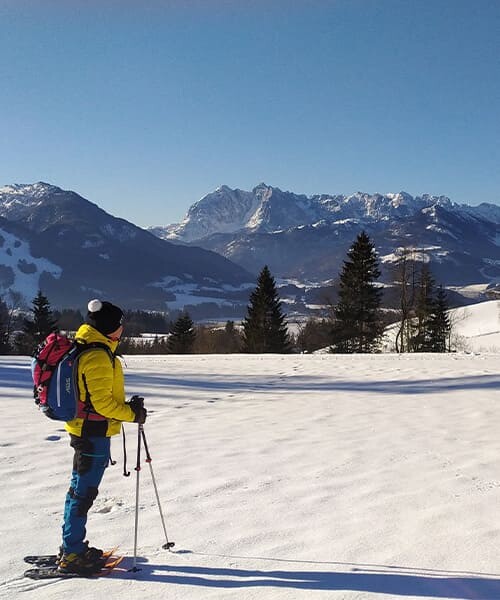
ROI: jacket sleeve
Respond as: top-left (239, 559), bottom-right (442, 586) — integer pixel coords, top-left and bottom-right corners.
top-left (80, 350), bottom-right (136, 422)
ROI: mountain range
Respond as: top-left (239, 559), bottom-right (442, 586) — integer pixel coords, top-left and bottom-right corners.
top-left (150, 183), bottom-right (500, 288)
top-left (0, 183), bottom-right (253, 313)
top-left (2, 181), bottom-right (500, 318)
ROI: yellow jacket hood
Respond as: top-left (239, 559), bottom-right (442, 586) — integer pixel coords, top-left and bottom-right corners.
top-left (75, 324), bottom-right (120, 354)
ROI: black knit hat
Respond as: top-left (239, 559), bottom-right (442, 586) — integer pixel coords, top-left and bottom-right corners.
top-left (86, 299), bottom-right (124, 335)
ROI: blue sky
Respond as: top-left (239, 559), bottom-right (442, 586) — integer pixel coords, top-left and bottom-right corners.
top-left (0, 0), bottom-right (499, 227)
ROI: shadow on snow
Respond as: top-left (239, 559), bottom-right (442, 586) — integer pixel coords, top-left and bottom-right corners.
top-left (125, 371), bottom-right (500, 396)
top-left (112, 555), bottom-right (500, 599)
top-left (1, 361), bottom-right (499, 396)
top-left (0, 364), bottom-right (32, 390)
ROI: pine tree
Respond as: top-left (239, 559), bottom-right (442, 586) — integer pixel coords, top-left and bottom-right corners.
top-left (167, 312), bottom-right (196, 354)
top-left (242, 265), bottom-right (291, 353)
top-left (16, 290), bottom-right (58, 354)
top-left (428, 285), bottom-right (451, 352)
top-left (330, 231), bottom-right (383, 353)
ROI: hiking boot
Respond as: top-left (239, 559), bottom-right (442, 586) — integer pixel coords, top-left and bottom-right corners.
top-left (58, 547), bottom-right (106, 574)
top-left (82, 540), bottom-right (104, 561)
top-left (57, 541), bottom-right (102, 565)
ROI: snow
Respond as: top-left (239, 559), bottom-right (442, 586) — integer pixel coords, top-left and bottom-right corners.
top-left (153, 279), bottom-right (234, 309)
top-left (0, 227), bottom-right (62, 300)
top-left (0, 182), bottom-right (56, 201)
top-left (99, 224), bottom-right (136, 243)
top-left (380, 247), bottom-right (449, 265)
top-left (2, 346), bottom-right (500, 599)
top-left (441, 300), bottom-right (500, 351)
top-left (425, 225), bottom-right (459, 241)
top-left (161, 186), bottom-right (263, 242)
top-left (152, 278), bottom-right (253, 309)
top-left (448, 301), bottom-right (500, 351)
top-left (167, 290), bottom-right (234, 309)
top-left (151, 185), bottom-right (463, 244)
top-left (447, 284), bottom-right (489, 299)
top-left (383, 300), bottom-right (500, 353)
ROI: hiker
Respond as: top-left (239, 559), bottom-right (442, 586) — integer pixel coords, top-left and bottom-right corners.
top-left (58, 299), bottom-right (147, 574)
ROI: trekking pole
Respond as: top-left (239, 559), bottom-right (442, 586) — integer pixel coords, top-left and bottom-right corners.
top-left (129, 423), bottom-right (143, 572)
top-left (141, 427), bottom-right (175, 550)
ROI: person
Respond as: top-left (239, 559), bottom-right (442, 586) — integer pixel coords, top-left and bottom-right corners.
top-left (58, 299), bottom-right (147, 574)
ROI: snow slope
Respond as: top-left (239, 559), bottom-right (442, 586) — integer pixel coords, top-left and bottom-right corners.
top-left (1, 352), bottom-right (500, 600)
top-left (449, 301), bottom-right (500, 352)
top-left (0, 226), bottom-right (62, 301)
top-left (383, 300), bottom-right (500, 353)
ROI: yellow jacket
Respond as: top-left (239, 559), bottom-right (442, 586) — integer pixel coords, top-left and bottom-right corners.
top-left (64, 324), bottom-right (136, 437)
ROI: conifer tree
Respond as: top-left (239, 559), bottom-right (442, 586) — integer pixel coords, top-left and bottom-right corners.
top-left (16, 290), bottom-right (58, 353)
top-left (31, 290), bottom-right (58, 340)
top-left (242, 265), bottom-right (291, 353)
top-left (167, 311), bottom-right (196, 354)
top-left (330, 231), bottom-right (383, 353)
top-left (428, 285), bottom-right (451, 352)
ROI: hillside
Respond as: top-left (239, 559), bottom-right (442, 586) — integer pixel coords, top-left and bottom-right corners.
top-left (0, 183), bottom-right (253, 311)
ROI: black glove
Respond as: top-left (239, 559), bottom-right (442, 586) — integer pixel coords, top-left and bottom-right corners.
top-left (129, 395), bottom-right (144, 410)
top-left (132, 405), bottom-right (147, 424)
top-left (128, 395), bottom-right (147, 424)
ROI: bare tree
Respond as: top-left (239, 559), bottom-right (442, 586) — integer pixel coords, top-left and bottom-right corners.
top-left (392, 247), bottom-right (419, 353)
top-left (447, 306), bottom-right (470, 352)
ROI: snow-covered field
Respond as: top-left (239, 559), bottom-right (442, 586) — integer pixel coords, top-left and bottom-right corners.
top-left (2, 351), bottom-right (500, 600)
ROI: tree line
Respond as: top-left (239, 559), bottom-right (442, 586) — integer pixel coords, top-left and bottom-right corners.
top-left (0, 231), bottom-right (451, 355)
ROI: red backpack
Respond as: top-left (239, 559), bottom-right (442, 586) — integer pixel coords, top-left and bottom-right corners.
top-left (31, 332), bottom-right (112, 421)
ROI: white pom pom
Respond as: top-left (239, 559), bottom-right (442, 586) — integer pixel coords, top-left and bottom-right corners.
top-left (88, 299), bottom-right (103, 313)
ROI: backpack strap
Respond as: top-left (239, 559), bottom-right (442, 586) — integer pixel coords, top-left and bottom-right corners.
top-left (79, 341), bottom-right (115, 367)
top-left (74, 341), bottom-right (116, 421)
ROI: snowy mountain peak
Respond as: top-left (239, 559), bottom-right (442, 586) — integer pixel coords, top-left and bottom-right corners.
top-left (253, 182), bottom-right (273, 193)
top-left (147, 183), bottom-right (500, 286)
top-left (0, 182), bottom-right (60, 199)
top-left (214, 184), bottom-right (233, 194)
top-left (0, 182), bottom-right (99, 228)
top-left (151, 184), bottom-right (471, 243)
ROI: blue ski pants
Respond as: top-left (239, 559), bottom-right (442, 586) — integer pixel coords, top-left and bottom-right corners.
top-left (62, 435), bottom-right (110, 555)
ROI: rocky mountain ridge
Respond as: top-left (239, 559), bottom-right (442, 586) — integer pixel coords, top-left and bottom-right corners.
top-left (149, 183), bottom-right (500, 288)
top-left (0, 183), bottom-right (253, 313)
